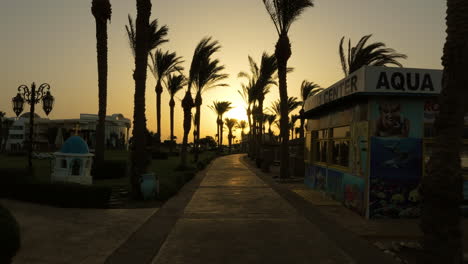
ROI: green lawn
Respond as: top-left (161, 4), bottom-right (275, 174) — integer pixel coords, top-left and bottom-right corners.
top-left (1, 150), bottom-right (219, 194)
top-left (0, 154), bottom-right (51, 183)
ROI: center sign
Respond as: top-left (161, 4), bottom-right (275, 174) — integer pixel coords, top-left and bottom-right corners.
top-left (304, 66), bottom-right (442, 112)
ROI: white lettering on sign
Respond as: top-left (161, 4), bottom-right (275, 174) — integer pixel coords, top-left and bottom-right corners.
top-left (376, 72), bottom-right (435, 91)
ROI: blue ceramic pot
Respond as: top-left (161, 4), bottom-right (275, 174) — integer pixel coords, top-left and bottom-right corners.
top-left (140, 173), bottom-right (156, 200)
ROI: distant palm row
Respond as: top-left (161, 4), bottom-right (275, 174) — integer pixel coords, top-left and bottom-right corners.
top-left (91, 0), bottom-right (406, 197)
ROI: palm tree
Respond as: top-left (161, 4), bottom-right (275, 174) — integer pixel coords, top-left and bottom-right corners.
top-left (148, 49), bottom-right (183, 140)
top-left (191, 37), bottom-right (228, 161)
top-left (299, 80), bottom-right (323, 138)
top-left (420, 1), bottom-right (468, 263)
top-left (165, 74), bottom-right (186, 154)
top-left (238, 81), bottom-right (256, 158)
top-left (262, 0), bottom-right (314, 178)
top-left (180, 37), bottom-right (227, 167)
top-left (269, 97), bottom-right (301, 142)
top-left (238, 120), bottom-right (247, 138)
top-left (125, 15), bottom-right (168, 58)
top-left (289, 114), bottom-right (300, 140)
top-left (130, 0), bottom-right (152, 198)
top-left (266, 114), bottom-right (276, 138)
top-left (339, 34), bottom-right (407, 76)
top-left (269, 97), bottom-right (301, 117)
top-left (224, 118), bottom-right (238, 153)
top-left (180, 89), bottom-right (195, 168)
top-left (239, 53), bottom-right (277, 162)
top-left (91, 0), bottom-right (111, 171)
top-left (0, 111), bottom-right (5, 151)
top-left (209, 101), bottom-right (233, 150)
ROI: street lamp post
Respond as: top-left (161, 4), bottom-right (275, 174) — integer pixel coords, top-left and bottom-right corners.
top-left (12, 82), bottom-right (54, 171)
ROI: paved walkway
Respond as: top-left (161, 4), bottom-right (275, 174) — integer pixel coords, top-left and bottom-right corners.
top-left (151, 154), bottom-right (377, 264)
top-left (2, 199), bottom-right (155, 264)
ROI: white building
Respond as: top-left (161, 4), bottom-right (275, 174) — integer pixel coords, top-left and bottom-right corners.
top-left (4, 113), bottom-right (131, 152)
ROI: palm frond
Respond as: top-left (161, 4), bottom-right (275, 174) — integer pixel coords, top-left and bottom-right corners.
top-left (262, 0), bottom-right (314, 35)
top-left (300, 80), bottom-right (321, 101)
top-left (166, 74), bottom-right (187, 97)
top-left (125, 15), bottom-right (136, 57)
top-left (148, 49), bottom-right (184, 82)
top-left (125, 15), bottom-right (168, 58)
top-left (339, 34), bottom-right (407, 76)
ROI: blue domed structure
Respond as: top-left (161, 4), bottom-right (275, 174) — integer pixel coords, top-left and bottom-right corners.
top-left (53, 136), bottom-right (94, 185)
top-left (60, 136), bottom-right (89, 154)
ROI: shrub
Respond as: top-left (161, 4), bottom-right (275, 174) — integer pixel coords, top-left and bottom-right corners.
top-left (0, 168), bottom-right (33, 184)
top-left (152, 151), bottom-right (168, 160)
top-left (0, 183), bottom-right (111, 208)
top-left (93, 160), bottom-right (128, 179)
top-left (0, 203), bottom-right (20, 264)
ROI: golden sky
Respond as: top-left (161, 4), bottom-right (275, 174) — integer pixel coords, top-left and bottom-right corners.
top-left (0, 0), bottom-right (445, 143)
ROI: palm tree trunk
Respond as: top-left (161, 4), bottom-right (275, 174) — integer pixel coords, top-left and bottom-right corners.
top-left (94, 11), bottom-right (108, 171)
top-left (256, 101), bottom-right (264, 164)
top-left (130, 0), bottom-right (151, 199)
top-left (194, 92), bottom-right (202, 161)
top-left (299, 109), bottom-right (305, 138)
top-left (156, 80), bottom-right (163, 139)
top-left (180, 90), bottom-right (194, 168)
top-left (420, 1), bottom-right (467, 262)
top-left (217, 118), bottom-right (221, 150)
top-left (275, 33), bottom-right (292, 179)
top-left (247, 107), bottom-right (252, 157)
top-left (228, 132), bottom-right (232, 153)
top-left (169, 98), bottom-right (175, 154)
top-left (220, 115), bottom-right (224, 151)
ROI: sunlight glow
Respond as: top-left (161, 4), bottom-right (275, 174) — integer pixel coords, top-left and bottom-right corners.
top-left (225, 106), bottom-right (248, 122)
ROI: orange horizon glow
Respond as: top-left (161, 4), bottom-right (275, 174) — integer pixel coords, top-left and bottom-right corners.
top-left (0, 0), bottom-right (445, 144)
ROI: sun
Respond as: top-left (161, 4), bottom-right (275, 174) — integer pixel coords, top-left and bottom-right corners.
top-left (225, 106), bottom-right (248, 122)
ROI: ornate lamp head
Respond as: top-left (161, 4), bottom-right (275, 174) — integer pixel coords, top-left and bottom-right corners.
top-left (12, 93), bottom-right (24, 117)
top-left (42, 91), bottom-right (54, 116)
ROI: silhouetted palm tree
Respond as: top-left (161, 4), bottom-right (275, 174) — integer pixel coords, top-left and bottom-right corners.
top-left (180, 89), bottom-right (195, 168)
top-left (266, 114), bottom-right (276, 138)
top-left (0, 111), bottom-right (4, 151)
top-left (224, 118), bottom-right (238, 153)
top-left (238, 78), bottom-right (256, 158)
top-left (420, 1), bottom-right (468, 263)
top-left (290, 114), bottom-right (300, 140)
top-left (165, 74), bottom-right (186, 154)
top-left (180, 37), bottom-right (227, 167)
top-left (237, 120), bottom-right (247, 140)
top-left (130, 0), bottom-right (152, 198)
top-left (239, 53), bottom-right (277, 162)
top-left (270, 97), bottom-right (301, 142)
top-left (263, 0), bottom-right (314, 178)
top-left (209, 101), bottom-right (233, 150)
top-left (191, 37), bottom-right (228, 161)
top-left (269, 97), bottom-right (301, 117)
top-left (91, 0), bottom-right (111, 170)
top-left (339, 34), bottom-right (407, 76)
top-left (148, 49), bottom-right (183, 139)
top-left (299, 80), bottom-right (323, 138)
top-left (125, 15), bottom-right (168, 58)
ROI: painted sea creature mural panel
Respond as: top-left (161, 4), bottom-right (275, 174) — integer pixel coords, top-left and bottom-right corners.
top-left (342, 173), bottom-right (366, 216)
top-left (369, 137), bottom-right (422, 218)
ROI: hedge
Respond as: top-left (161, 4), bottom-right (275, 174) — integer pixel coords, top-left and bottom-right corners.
top-left (0, 168), bottom-right (33, 184)
top-left (0, 182), bottom-right (111, 208)
top-left (0, 203), bottom-right (20, 264)
top-left (92, 160), bottom-right (128, 179)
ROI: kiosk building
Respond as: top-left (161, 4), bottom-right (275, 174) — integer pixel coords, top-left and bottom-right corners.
top-left (303, 66), bottom-right (467, 219)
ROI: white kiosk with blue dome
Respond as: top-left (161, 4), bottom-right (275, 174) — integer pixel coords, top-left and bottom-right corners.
top-left (52, 136), bottom-right (94, 185)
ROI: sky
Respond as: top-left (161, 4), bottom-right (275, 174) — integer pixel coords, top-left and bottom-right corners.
top-left (0, 0), bottom-right (446, 143)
